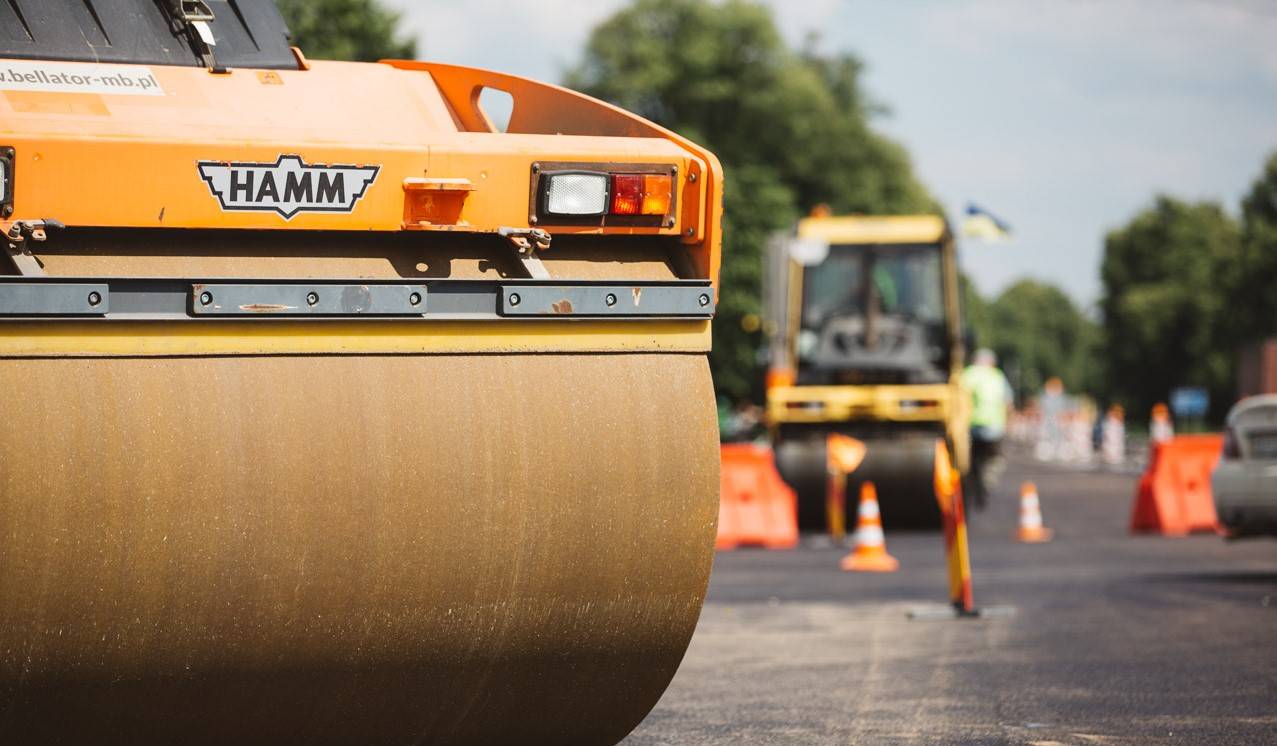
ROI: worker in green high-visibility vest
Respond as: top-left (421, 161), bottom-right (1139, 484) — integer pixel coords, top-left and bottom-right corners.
top-left (961, 348), bottom-right (1015, 507)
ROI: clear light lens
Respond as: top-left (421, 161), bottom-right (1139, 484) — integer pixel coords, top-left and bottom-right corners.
top-left (545, 173), bottom-right (608, 216)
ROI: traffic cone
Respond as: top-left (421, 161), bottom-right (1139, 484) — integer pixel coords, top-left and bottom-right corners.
top-left (1017, 482), bottom-right (1053, 543)
top-left (840, 482), bottom-right (899, 572)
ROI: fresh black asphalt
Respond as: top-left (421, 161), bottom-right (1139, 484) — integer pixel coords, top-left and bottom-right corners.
top-left (627, 454), bottom-right (1277, 744)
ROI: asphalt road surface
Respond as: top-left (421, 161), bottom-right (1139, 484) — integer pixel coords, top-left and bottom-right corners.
top-left (626, 453), bottom-right (1277, 745)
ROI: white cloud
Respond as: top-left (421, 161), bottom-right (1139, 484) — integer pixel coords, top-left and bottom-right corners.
top-left (385, 0), bottom-right (625, 80)
top-left (379, 0), bottom-right (1277, 303)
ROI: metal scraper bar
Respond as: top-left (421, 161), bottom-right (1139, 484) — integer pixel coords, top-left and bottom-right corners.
top-left (498, 285), bottom-right (714, 317)
top-left (191, 284), bottom-right (428, 316)
top-left (0, 278), bottom-right (714, 320)
top-left (0, 283), bottom-right (109, 315)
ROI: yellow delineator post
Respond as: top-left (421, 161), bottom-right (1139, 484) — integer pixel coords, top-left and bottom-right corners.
top-left (934, 440), bottom-right (976, 615)
top-left (825, 433), bottom-right (867, 540)
top-left (909, 441), bottom-right (1015, 620)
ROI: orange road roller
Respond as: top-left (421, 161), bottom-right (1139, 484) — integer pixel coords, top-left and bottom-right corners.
top-left (0, 2), bottom-right (722, 743)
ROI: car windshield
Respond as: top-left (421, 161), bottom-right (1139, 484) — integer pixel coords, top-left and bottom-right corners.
top-left (800, 243), bottom-right (944, 329)
top-left (1235, 401), bottom-right (1277, 460)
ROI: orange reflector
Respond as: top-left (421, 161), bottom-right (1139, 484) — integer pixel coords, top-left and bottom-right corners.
top-left (765, 367), bottom-right (795, 390)
top-left (641, 174), bottom-right (672, 216)
top-left (610, 174), bottom-right (643, 215)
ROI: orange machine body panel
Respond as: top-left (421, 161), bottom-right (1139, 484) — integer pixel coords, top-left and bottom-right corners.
top-left (0, 58), bottom-right (722, 285)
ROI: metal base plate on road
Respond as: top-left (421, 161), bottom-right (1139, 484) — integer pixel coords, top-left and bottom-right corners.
top-left (907, 603), bottom-right (1017, 621)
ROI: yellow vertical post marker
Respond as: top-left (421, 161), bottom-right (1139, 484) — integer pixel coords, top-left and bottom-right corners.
top-left (826, 434), bottom-right (867, 540)
top-left (826, 473), bottom-right (848, 540)
top-left (934, 440), bottom-right (976, 615)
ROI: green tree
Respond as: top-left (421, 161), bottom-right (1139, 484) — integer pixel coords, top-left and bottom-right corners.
top-left (1099, 196), bottom-right (1241, 421)
top-left (567, 0), bottom-right (935, 400)
top-left (278, 0), bottom-right (416, 62)
top-left (983, 280), bottom-right (1097, 400)
top-left (959, 271), bottom-right (991, 350)
top-left (1236, 153), bottom-right (1277, 345)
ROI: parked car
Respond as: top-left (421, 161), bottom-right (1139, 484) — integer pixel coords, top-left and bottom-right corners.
top-left (1213, 394), bottom-right (1277, 538)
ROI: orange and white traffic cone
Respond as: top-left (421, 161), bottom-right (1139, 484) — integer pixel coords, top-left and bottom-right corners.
top-left (840, 482), bottom-right (899, 572)
top-left (1017, 481), bottom-right (1053, 543)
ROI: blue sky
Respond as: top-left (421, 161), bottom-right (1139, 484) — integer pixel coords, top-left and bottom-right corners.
top-left (384, 0), bottom-right (1277, 305)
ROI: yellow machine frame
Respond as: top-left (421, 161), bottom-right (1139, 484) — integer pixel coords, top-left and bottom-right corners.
top-left (766, 215), bottom-right (970, 472)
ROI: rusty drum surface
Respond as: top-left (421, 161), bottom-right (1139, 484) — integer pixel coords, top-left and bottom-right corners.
top-left (0, 353), bottom-right (718, 744)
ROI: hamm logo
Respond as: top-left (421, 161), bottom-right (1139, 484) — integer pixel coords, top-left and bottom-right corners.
top-left (197, 155), bottom-right (380, 219)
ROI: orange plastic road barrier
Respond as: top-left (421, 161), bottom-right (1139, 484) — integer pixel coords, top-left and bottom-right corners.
top-left (934, 442), bottom-right (975, 614)
top-left (840, 482), bottom-right (900, 572)
top-left (1130, 434), bottom-right (1223, 536)
top-left (1017, 482), bottom-right (1053, 543)
top-left (716, 444), bottom-right (799, 550)
top-left (825, 434), bottom-right (867, 540)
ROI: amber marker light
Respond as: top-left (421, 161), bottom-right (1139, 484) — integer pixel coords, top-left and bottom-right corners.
top-left (640, 173), bottom-right (672, 216)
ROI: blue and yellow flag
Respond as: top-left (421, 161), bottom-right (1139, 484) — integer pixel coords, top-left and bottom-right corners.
top-left (962, 203), bottom-right (1012, 241)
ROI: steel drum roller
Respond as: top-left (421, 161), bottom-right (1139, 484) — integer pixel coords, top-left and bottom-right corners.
top-left (0, 353), bottom-right (718, 744)
top-left (778, 436), bottom-right (942, 529)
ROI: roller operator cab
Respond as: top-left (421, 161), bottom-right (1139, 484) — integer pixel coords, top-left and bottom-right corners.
top-left (764, 214), bottom-right (969, 530)
top-left (0, 2), bottom-right (724, 744)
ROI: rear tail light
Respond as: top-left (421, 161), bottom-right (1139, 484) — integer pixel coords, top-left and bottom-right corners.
top-left (535, 164), bottom-right (676, 224)
top-left (899, 399), bottom-right (940, 412)
top-left (785, 401), bottom-right (824, 412)
top-left (544, 172), bottom-right (609, 216)
top-left (609, 174), bottom-right (643, 215)
top-left (766, 367), bottom-right (795, 391)
top-left (1222, 426), bottom-right (1241, 460)
top-left (608, 173), bottom-right (673, 216)
top-left (640, 174), bottom-right (672, 216)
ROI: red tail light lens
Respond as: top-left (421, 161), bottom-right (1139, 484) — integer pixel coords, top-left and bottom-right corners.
top-left (610, 174), bottom-right (643, 215)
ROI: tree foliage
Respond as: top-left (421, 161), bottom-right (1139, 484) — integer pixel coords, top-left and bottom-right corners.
top-left (1236, 153), bottom-right (1277, 345)
top-left (278, 0), bottom-right (416, 62)
top-left (982, 280), bottom-right (1099, 400)
top-left (972, 153), bottom-right (1277, 420)
top-left (960, 271), bottom-right (990, 349)
top-left (1099, 196), bottom-right (1242, 420)
top-left (567, 0), bottom-right (935, 400)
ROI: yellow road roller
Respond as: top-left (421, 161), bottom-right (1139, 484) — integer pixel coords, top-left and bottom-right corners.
top-left (0, 2), bottom-right (721, 743)
top-left (763, 213), bottom-right (968, 529)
